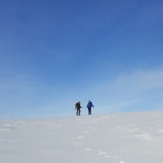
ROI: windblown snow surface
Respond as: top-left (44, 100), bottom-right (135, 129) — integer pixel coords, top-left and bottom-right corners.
top-left (1, 110), bottom-right (163, 163)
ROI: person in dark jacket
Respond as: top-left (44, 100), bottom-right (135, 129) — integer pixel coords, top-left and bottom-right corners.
top-left (75, 101), bottom-right (82, 116)
top-left (86, 101), bottom-right (94, 115)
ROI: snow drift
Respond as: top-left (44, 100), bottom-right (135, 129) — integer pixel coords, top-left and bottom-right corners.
top-left (0, 110), bottom-right (163, 163)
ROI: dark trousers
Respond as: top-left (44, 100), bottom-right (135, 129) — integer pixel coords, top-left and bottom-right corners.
top-left (76, 108), bottom-right (81, 116)
top-left (88, 107), bottom-right (91, 115)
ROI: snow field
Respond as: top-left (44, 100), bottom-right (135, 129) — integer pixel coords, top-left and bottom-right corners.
top-left (0, 110), bottom-right (163, 163)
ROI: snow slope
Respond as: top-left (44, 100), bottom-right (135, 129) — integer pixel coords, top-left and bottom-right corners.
top-left (0, 110), bottom-right (163, 163)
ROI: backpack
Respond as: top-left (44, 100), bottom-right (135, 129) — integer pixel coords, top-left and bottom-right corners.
top-left (87, 101), bottom-right (93, 108)
top-left (75, 102), bottom-right (80, 109)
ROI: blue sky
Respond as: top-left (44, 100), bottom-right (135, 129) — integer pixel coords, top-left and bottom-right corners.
top-left (0, 0), bottom-right (163, 118)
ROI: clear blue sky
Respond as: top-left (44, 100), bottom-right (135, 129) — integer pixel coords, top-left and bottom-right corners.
top-left (0, 0), bottom-right (163, 118)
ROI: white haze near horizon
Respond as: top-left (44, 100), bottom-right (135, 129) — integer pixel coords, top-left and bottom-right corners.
top-left (87, 68), bottom-right (163, 113)
top-left (0, 110), bottom-right (163, 163)
top-left (1, 68), bottom-right (163, 118)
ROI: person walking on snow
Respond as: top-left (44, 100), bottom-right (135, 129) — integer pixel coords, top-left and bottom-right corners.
top-left (75, 101), bottom-right (82, 116)
top-left (87, 101), bottom-right (94, 115)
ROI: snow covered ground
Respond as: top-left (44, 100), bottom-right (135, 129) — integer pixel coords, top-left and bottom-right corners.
top-left (0, 110), bottom-right (163, 163)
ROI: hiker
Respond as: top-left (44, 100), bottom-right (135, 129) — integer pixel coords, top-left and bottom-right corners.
top-left (86, 101), bottom-right (94, 115)
top-left (75, 101), bottom-right (82, 116)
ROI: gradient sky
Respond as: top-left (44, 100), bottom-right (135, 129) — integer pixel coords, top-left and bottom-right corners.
top-left (0, 0), bottom-right (163, 118)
